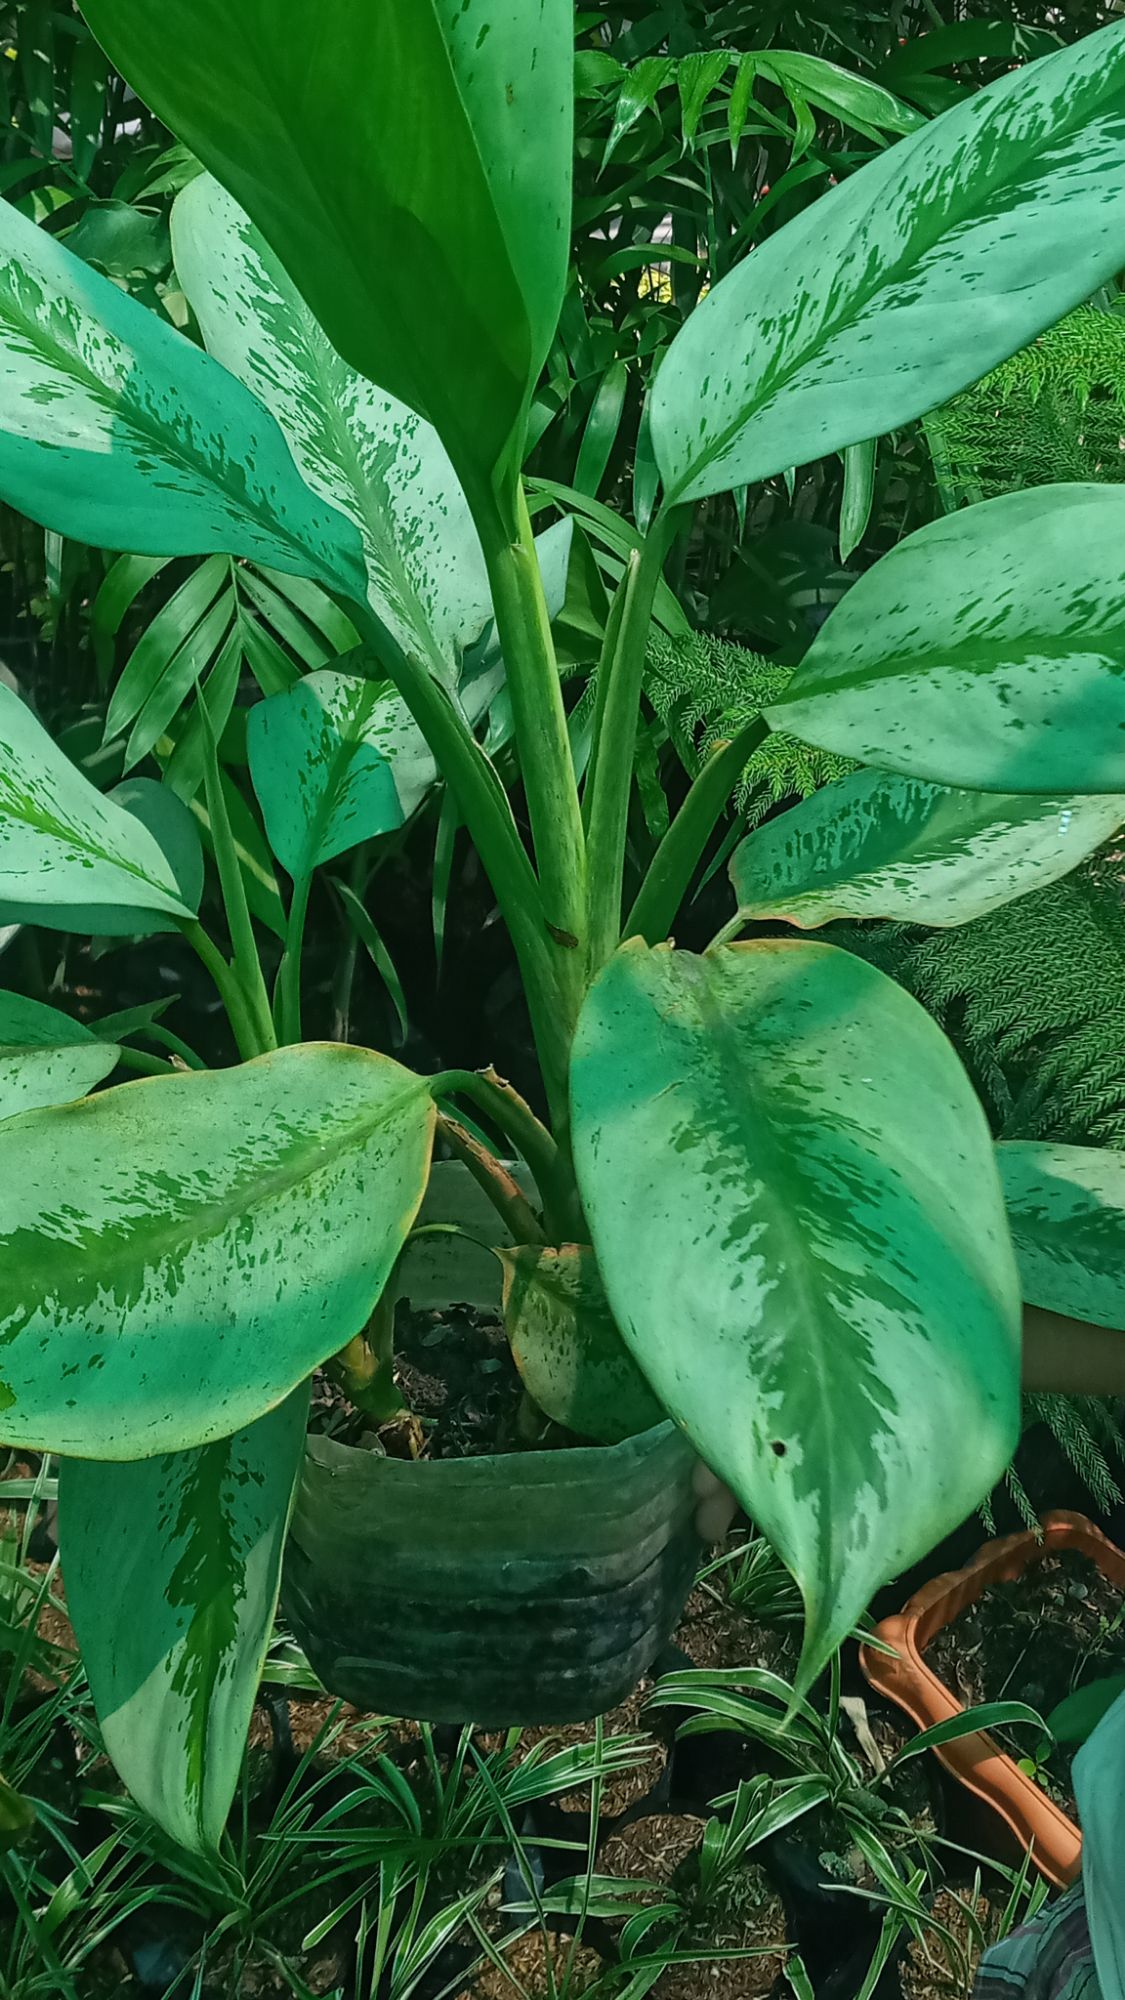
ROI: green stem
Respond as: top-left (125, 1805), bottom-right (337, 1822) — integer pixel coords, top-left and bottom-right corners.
top-left (178, 919), bottom-right (263, 1062)
top-left (626, 720), bottom-right (770, 946)
top-left (275, 868), bottom-right (313, 1047)
top-left (199, 707), bottom-right (277, 1057)
top-left (477, 484), bottom-right (587, 973)
top-left (112, 1046), bottom-right (178, 1079)
top-left (346, 600), bottom-right (572, 1134)
top-left (437, 1114), bottom-right (547, 1245)
top-left (433, 1066), bottom-right (578, 1237)
top-left (585, 510), bottom-right (681, 974)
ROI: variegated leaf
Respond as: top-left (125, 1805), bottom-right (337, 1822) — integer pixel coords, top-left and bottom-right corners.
top-left (654, 24), bottom-right (1125, 503)
top-left (498, 1244), bottom-right (665, 1445)
top-left (0, 192), bottom-right (366, 598)
top-left (0, 990), bottom-right (119, 1122)
top-left (84, 0), bottom-right (572, 502)
top-left (248, 671), bottom-right (417, 877)
top-left (171, 177), bottom-right (495, 682)
top-left (572, 940), bottom-right (1021, 1685)
top-left (770, 486), bottom-right (1125, 794)
top-left (999, 1142), bottom-right (1125, 1328)
top-left (0, 684), bottom-right (197, 931)
top-left (60, 1390), bottom-right (308, 1852)
top-left (731, 770), bottom-right (1125, 929)
top-left (0, 1045), bottom-right (435, 1457)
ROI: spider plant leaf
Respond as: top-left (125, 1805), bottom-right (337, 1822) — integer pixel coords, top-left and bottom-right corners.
top-left (498, 1243), bottom-right (665, 1444)
top-left (654, 24), bottom-right (1125, 503)
top-left (59, 1389), bottom-right (308, 1852)
top-left (0, 1045), bottom-right (435, 1457)
top-left (730, 771), bottom-right (1125, 930)
top-left (0, 991), bottom-right (119, 1123)
top-left (84, 0), bottom-right (573, 507)
top-left (770, 486), bottom-right (1125, 795)
top-left (0, 683), bottom-right (197, 933)
top-left (571, 940), bottom-right (1021, 1689)
top-left (0, 192), bottom-right (366, 597)
top-left (998, 1142), bottom-right (1125, 1328)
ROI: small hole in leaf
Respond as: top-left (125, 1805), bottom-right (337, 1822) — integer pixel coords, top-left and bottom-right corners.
top-left (771, 1440), bottom-right (787, 1458)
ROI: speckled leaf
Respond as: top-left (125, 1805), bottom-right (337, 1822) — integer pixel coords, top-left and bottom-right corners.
top-left (1075, 1690), bottom-right (1125, 2000)
top-left (0, 192), bottom-right (365, 597)
top-left (731, 770), bottom-right (1125, 930)
top-left (998, 1142), bottom-right (1125, 1329)
top-left (0, 991), bottom-right (119, 1123)
top-left (499, 1244), bottom-right (666, 1445)
top-left (248, 672), bottom-right (419, 879)
top-left (653, 24), bottom-right (1125, 503)
top-left (571, 940), bottom-right (1021, 1685)
top-left (171, 178), bottom-right (496, 683)
top-left (770, 486), bottom-right (1125, 794)
top-left (0, 1045), bottom-right (435, 1457)
top-left (84, 0), bottom-right (572, 500)
top-left (60, 1389), bottom-right (308, 1852)
top-left (0, 683), bottom-right (196, 931)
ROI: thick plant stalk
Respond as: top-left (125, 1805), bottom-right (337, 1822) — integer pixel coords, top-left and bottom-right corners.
top-left (346, 600), bottom-right (574, 1132)
top-left (477, 484), bottom-right (588, 1035)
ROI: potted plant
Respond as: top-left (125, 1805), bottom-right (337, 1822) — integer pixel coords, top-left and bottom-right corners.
top-left (862, 1510), bottom-right (1125, 1888)
top-left (2, 1), bottom-right (1125, 1859)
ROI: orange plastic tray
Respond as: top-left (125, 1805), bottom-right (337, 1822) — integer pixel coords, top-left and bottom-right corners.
top-left (860, 1510), bottom-right (1125, 1888)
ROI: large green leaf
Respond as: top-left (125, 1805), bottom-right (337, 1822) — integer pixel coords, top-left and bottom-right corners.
top-left (0, 991), bottom-right (119, 1122)
top-left (770, 486), bottom-right (1125, 795)
top-left (171, 178), bottom-right (496, 682)
top-left (248, 671), bottom-right (421, 878)
top-left (0, 684), bottom-right (197, 931)
top-left (653, 24), bottom-right (1125, 504)
top-left (60, 1390), bottom-right (308, 1853)
top-left (730, 770), bottom-right (1125, 930)
top-left (998, 1142), bottom-right (1125, 1329)
top-left (0, 1045), bottom-right (435, 1457)
top-left (0, 193), bottom-right (365, 597)
top-left (1075, 1691), bottom-right (1125, 2000)
top-left (571, 940), bottom-right (1021, 1683)
top-left (498, 1243), bottom-right (666, 1445)
top-left (84, 0), bottom-right (573, 504)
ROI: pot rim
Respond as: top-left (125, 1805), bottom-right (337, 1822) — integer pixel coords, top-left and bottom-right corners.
top-left (302, 1414), bottom-right (691, 1487)
top-left (859, 1509), bottom-right (1125, 1889)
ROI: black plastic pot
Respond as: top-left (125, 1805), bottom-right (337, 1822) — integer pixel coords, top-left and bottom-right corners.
top-left (281, 1421), bottom-right (698, 1726)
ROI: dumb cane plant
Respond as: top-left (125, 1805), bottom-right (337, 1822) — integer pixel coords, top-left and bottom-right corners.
top-left (3, 1), bottom-right (1125, 1852)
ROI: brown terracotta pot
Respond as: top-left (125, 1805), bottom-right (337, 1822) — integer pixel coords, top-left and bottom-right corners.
top-left (860, 1510), bottom-right (1125, 1889)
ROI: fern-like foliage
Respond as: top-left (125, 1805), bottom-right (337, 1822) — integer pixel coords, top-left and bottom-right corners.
top-left (645, 628), bottom-right (853, 824)
top-left (846, 856), bottom-right (1125, 1525)
top-left (925, 300), bottom-right (1125, 506)
top-left (853, 855), bottom-right (1125, 1149)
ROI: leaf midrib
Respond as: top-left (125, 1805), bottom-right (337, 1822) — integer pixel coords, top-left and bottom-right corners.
top-left (672, 47), bottom-right (1122, 497)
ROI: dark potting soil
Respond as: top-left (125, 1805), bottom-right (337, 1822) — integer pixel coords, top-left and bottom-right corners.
top-left (308, 1303), bottom-right (544, 1461)
top-left (393, 1302), bottom-right (530, 1457)
top-left (597, 1813), bottom-right (790, 1999)
top-left (925, 1549), bottom-right (1125, 1816)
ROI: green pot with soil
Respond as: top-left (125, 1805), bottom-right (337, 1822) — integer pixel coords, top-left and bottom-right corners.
top-left (281, 1163), bottom-right (701, 1726)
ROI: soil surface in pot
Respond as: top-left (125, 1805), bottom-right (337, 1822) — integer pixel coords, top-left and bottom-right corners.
top-left (310, 1302), bottom-right (582, 1460)
top-left (925, 1549), bottom-right (1125, 1815)
top-left (598, 1812), bottom-right (790, 1998)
